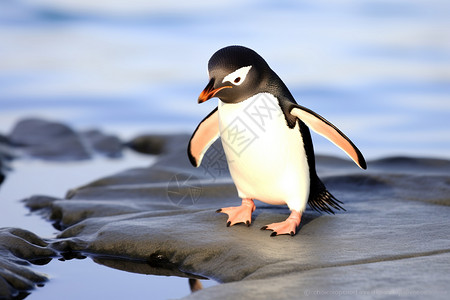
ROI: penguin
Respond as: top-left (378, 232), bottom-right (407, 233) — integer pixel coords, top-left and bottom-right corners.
top-left (188, 46), bottom-right (366, 236)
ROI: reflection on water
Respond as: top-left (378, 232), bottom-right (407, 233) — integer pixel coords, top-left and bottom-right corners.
top-left (0, 149), bottom-right (216, 299)
top-left (31, 256), bottom-right (215, 300)
top-left (0, 150), bottom-right (154, 235)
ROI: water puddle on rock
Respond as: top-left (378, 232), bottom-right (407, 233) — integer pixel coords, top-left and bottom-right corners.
top-left (31, 258), bottom-right (215, 299)
top-left (0, 149), bottom-right (216, 299)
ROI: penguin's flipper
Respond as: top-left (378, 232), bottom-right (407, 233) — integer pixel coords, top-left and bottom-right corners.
top-left (187, 107), bottom-right (220, 167)
top-left (290, 105), bottom-right (367, 169)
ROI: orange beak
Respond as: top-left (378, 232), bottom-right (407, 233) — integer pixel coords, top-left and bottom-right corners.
top-left (198, 78), bottom-right (232, 103)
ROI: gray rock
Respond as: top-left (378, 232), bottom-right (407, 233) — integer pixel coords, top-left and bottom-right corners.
top-left (0, 134), bottom-right (14, 187)
top-left (0, 228), bottom-right (56, 299)
top-left (8, 118), bottom-right (91, 160)
top-left (126, 134), bottom-right (168, 155)
top-left (80, 129), bottom-right (123, 158)
top-left (183, 252), bottom-right (450, 300)
top-left (7, 118), bottom-right (124, 161)
top-left (23, 134), bottom-right (450, 298)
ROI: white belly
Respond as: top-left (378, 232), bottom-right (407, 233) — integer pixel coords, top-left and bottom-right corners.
top-left (218, 93), bottom-right (310, 212)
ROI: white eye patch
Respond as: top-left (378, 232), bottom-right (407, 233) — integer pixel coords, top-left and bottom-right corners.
top-left (222, 65), bottom-right (252, 86)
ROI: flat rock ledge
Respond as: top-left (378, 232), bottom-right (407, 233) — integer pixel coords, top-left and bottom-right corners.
top-left (1, 118), bottom-right (449, 299)
top-left (24, 134), bottom-right (450, 299)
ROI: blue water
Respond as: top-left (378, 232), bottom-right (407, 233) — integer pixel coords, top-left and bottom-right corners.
top-left (1, 0), bottom-right (449, 159)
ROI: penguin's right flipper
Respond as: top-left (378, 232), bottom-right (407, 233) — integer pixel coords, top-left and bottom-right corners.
top-left (290, 104), bottom-right (367, 170)
top-left (187, 107), bottom-right (220, 167)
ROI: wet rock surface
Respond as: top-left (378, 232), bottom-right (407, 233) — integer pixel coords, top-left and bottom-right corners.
top-left (0, 228), bottom-right (55, 300)
top-left (24, 136), bottom-right (450, 299)
top-left (1, 118), bottom-right (450, 299)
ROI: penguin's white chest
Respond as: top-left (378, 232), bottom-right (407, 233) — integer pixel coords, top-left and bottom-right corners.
top-left (218, 93), bottom-right (310, 211)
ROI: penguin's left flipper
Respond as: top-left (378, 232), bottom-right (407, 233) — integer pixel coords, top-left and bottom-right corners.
top-left (187, 107), bottom-right (220, 167)
top-left (290, 104), bottom-right (367, 170)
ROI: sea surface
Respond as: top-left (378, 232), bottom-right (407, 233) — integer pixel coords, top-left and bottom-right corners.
top-left (1, 0), bottom-right (449, 159)
top-left (0, 0), bottom-right (449, 299)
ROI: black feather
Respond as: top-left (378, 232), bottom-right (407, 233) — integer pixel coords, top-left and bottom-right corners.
top-left (297, 116), bottom-right (346, 214)
top-left (308, 174), bottom-right (345, 214)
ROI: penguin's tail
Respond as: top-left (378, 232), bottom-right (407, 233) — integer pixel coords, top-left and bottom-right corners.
top-left (307, 175), bottom-right (345, 214)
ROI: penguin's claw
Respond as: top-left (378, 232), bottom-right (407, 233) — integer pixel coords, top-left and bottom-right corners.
top-left (261, 210), bottom-right (302, 237)
top-left (217, 198), bottom-right (255, 227)
top-left (264, 220), bottom-right (298, 236)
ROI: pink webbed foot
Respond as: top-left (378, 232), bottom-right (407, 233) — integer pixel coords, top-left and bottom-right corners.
top-left (261, 210), bottom-right (302, 237)
top-left (216, 198), bottom-right (255, 227)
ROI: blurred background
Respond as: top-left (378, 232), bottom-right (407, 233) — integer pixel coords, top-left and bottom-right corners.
top-left (1, 0), bottom-right (449, 159)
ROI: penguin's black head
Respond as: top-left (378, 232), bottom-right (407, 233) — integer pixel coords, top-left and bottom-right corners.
top-left (198, 46), bottom-right (272, 104)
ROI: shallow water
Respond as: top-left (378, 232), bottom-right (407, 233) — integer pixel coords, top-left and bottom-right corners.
top-left (0, 150), bottom-right (154, 235)
top-left (0, 149), bottom-right (216, 299)
top-left (32, 257), bottom-right (215, 300)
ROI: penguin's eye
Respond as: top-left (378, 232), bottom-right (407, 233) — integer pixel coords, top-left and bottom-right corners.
top-left (223, 65), bottom-right (252, 86)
